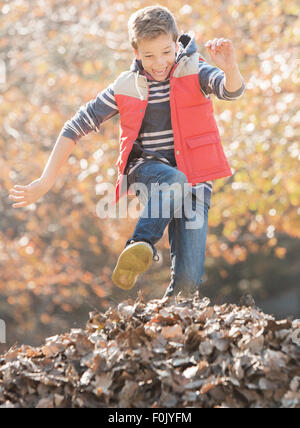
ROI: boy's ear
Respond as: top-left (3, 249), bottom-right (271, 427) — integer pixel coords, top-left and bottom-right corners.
top-left (133, 48), bottom-right (141, 60)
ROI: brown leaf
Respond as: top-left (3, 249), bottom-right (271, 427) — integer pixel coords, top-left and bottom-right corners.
top-left (93, 372), bottom-right (113, 396)
top-left (161, 324), bottom-right (182, 340)
top-left (200, 376), bottom-right (222, 394)
top-left (196, 306), bottom-right (215, 323)
top-left (1, 295), bottom-right (299, 409)
top-left (36, 398), bottom-right (54, 408)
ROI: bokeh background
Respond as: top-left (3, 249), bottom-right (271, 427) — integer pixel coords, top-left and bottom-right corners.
top-left (0, 0), bottom-right (299, 351)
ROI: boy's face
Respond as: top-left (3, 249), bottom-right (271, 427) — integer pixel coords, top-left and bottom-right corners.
top-left (133, 33), bottom-right (178, 82)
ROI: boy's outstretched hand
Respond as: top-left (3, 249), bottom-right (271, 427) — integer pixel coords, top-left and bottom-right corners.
top-left (8, 178), bottom-right (51, 208)
top-left (205, 38), bottom-right (237, 72)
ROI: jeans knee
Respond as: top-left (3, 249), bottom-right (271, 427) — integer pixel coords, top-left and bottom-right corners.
top-left (159, 168), bottom-right (187, 187)
top-left (173, 170), bottom-right (188, 187)
top-left (154, 170), bottom-right (187, 203)
top-left (164, 171), bottom-right (188, 201)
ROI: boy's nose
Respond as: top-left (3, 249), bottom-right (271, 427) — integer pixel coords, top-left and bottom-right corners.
top-left (156, 58), bottom-right (166, 66)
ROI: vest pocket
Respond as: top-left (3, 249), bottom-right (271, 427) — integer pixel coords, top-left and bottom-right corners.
top-left (185, 133), bottom-right (219, 149)
top-left (185, 132), bottom-right (224, 176)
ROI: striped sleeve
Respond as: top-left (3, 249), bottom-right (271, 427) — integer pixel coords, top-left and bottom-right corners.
top-left (198, 61), bottom-right (245, 101)
top-left (61, 83), bottom-right (119, 142)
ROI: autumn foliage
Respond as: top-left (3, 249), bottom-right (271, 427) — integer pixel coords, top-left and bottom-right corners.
top-left (0, 0), bottom-right (299, 348)
top-left (0, 294), bottom-right (300, 408)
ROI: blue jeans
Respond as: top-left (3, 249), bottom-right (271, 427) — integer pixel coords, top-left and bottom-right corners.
top-left (126, 160), bottom-right (210, 298)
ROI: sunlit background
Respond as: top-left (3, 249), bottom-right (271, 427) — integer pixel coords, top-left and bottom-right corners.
top-left (0, 0), bottom-right (299, 349)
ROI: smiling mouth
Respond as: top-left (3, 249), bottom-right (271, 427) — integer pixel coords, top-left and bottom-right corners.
top-left (153, 68), bottom-right (167, 74)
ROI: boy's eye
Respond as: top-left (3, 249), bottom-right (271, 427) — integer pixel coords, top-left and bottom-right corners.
top-left (145, 51), bottom-right (171, 58)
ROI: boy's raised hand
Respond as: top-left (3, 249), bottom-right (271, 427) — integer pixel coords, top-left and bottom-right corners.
top-left (8, 178), bottom-right (50, 208)
top-left (205, 38), bottom-right (237, 72)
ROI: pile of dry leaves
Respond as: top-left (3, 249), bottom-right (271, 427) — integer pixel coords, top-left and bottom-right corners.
top-left (0, 293), bottom-right (300, 408)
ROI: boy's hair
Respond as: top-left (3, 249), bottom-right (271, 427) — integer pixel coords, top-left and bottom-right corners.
top-left (128, 5), bottom-right (179, 50)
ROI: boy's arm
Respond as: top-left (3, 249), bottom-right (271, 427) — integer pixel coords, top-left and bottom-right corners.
top-left (223, 64), bottom-right (244, 93)
top-left (61, 83), bottom-right (119, 142)
top-left (199, 38), bottom-right (245, 100)
top-left (8, 135), bottom-right (75, 208)
top-left (8, 84), bottom-right (119, 208)
top-left (198, 62), bottom-right (245, 100)
top-left (39, 134), bottom-right (76, 190)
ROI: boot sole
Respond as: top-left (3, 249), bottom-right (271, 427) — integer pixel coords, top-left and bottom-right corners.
top-left (112, 242), bottom-right (153, 290)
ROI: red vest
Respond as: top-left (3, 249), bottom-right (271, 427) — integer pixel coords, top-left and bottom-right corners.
top-left (112, 54), bottom-right (232, 205)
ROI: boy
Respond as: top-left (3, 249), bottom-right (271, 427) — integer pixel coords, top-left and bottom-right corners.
top-left (8, 6), bottom-right (245, 298)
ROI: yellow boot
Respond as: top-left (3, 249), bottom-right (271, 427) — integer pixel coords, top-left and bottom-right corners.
top-left (112, 241), bottom-right (154, 290)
